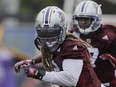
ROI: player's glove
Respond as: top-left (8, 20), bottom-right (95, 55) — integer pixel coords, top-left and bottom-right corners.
top-left (25, 65), bottom-right (46, 80)
top-left (14, 59), bottom-right (35, 73)
top-left (100, 53), bottom-right (116, 67)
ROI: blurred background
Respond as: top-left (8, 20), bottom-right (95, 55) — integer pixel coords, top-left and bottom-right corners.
top-left (0, 0), bottom-right (116, 87)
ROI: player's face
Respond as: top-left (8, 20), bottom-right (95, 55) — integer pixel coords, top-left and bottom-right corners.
top-left (76, 17), bottom-right (94, 29)
top-left (43, 37), bottom-right (59, 47)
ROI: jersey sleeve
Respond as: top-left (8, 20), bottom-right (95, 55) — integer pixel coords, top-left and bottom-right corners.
top-left (42, 59), bottom-right (83, 86)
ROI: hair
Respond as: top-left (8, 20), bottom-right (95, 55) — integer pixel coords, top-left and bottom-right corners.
top-left (41, 47), bottom-right (54, 71)
top-left (35, 32), bottom-right (93, 71)
top-left (66, 32), bottom-right (92, 48)
top-left (65, 32), bottom-right (93, 61)
top-left (34, 37), bottom-right (53, 71)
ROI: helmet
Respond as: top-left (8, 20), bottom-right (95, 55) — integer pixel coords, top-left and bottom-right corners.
top-left (35, 6), bottom-right (67, 52)
top-left (73, 0), bottom-right (102, 35)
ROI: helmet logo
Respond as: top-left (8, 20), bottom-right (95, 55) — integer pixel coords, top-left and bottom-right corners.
top-left (58, 11), bottom-right (65, 22)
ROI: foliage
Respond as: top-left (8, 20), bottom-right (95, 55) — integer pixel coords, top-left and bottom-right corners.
top-left (19, 0), bottom-right (64, 22)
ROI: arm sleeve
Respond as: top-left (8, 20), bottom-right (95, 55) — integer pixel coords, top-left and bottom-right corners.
top-left (42, 59), bottom-right (83, 86)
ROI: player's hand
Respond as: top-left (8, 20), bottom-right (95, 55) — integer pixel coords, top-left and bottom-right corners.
top-left (14, 59), bottom-right (35, 73)
top-left (100, 53), bottom-right (116, 67)
top-left (25, 65), bottom-right (45, 80)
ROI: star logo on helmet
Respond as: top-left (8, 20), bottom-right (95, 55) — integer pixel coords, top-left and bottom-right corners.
top-left (58, 11), bottom-right (65, 22)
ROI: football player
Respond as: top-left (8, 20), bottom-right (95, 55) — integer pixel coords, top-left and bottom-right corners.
top-left (14, 6), bottom-right (105, 87)
top-left (69, 0), bottom-right (116, 87)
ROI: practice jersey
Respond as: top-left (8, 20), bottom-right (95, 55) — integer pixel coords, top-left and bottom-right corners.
top-left (42, 34), bottom-right (103, 87)
top-left (69, 24), bottom-right (116, 83)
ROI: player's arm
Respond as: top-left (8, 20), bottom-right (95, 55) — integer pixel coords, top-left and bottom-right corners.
top-left (42, 59), bottom-right (83, 86)
top-left (24, 59), bottom-right (83, 86)
top-left (14, 54), bottom-right (42, 73)
top-left (100, 37), bottom-right (116, 67)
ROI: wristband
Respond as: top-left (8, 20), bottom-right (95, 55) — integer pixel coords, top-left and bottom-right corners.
top-left (31, 59), bottom-right (35, 65)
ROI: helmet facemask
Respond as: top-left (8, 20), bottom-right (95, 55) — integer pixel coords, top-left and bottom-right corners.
top-left (36, 25), bottom-right (65, 53)
top-left (73, 0), bottom-right (102, 35)
top-left (35, 6), bottom-right (67, 53)
top-left (73, 15), bottom-right (101, 35)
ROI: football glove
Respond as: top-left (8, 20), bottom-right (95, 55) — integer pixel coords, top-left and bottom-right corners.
top-left (14, 59), bottom-right (35, 73)
top-left (25, 65), bottom-right (45, 80)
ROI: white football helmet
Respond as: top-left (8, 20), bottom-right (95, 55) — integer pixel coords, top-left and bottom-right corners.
top-left (35, 6), bottom-right (67, 52)
top-left (73, 0), bottom-right (102, 35)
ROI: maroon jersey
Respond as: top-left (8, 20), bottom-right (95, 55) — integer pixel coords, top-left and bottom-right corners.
top-left (53, 35), bottom-right (101, 87)
top-left (69, 24), bottom-right (116, 84)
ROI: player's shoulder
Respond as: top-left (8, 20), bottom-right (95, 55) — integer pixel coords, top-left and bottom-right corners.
top-left (102, 24), bottom-right (116, 32)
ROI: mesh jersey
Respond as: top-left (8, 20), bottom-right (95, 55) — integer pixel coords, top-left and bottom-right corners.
top-left (52, 35), bottom-right (101, 87)
top-left (69, 24), bottom-right (116, 83)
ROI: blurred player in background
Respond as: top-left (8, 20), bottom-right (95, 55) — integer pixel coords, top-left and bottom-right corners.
top-left (69, 0), bottom-right (116, 87)
top-left (14, 6), bottom-right (105, 87)
top-left (0, 44), bottom-right (31, 87)
top-left (0, 24), bottom-right (33, 87)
